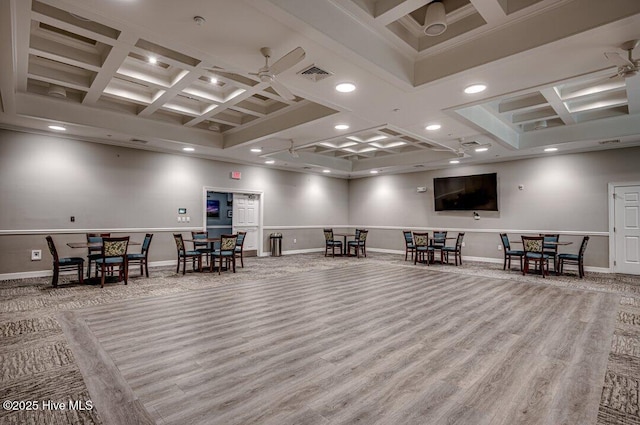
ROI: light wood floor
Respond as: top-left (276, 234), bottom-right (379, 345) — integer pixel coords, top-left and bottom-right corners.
top-left (62, 263), bottom-right (619, 425)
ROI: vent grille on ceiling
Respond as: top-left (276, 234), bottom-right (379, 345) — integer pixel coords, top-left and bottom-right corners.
top-left (297, 64), bottom-right (333, 82)
top-left (460, 140), bottom-right (481, 147)
top-left (598, 139), bottom-right (620, 145)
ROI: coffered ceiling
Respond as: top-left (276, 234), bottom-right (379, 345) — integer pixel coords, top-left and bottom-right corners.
top-left (1, 0), bottom-right (639, 178)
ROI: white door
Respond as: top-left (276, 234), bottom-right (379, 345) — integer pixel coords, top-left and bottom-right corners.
top-left (614, 185), bottom-right (640, 275)
top-left (233, 194), bottom-right (260, 252)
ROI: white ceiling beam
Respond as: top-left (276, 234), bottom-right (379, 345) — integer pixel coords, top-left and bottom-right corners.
top-left (0, 0), bottom-right (17, 113)
top-left (11, 0), bottom-right (31, 93)
top-left (83, 32), bottom-right (138, 105)
top-left (540, 87), bottom-right (576, 125)
top-left (374, 0), bottom-right (432, 26)
top-left (138, 69), bottom-right (205, 117)
top-left (455, 104), bottom-right (520, 149)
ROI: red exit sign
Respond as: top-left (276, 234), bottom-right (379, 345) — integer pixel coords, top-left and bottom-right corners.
top-left (230, 171), bottom-right (242, 180)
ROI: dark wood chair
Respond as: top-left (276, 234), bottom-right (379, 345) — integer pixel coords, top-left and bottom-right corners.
top-left (442, 232), bottom-right (465, 266)
top-left (192, 231), bottom-right (212, 268)
top-left (558, 236), bottom-right (590, 278)
top-left (348, 229), bottom-right (368, 258)
top-left (95, 236), bottom-right (129, 288)
top-left (413, 232), bottom-right (434, 265)
top-left (235, 231), bottom-right (247, 267)
top-left (126, 233), bottom-right (153, 277)
top-left (173, 233), bottom-right (202, 274)
top-left (323, 229), bottom-right (342, 257)
top-left (212, 234), bottom-right (238, 274)
top-left (403, 230), bottom-right (415, 261)
top-left (431, 230), bottom-right (448, 263)
top-left (500, 233), bottom-right (524, 271)
top-left (522, 236), bottom-right (550, 277)
top-left (540, 233), bottom-right (560, 273)
top-left (45, 236), bottom-right (84, 287)
top-left (86, 232), bottom-right (110, 278)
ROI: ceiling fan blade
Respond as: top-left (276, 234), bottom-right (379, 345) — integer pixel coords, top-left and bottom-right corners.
top-left (270, 47), bottom-right (305, 75)
top-left (604, 51), bottom-right (634, 67)
top-left (270, 78), bottom-right (296, 101)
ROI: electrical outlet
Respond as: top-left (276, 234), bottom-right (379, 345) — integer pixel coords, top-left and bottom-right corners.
top-left (177, 217), bottom-right (181, 223)
top-left (461, 242), bottom-right (465, 247)
top-left (186, 216), bottom-right (190, 223)
top-left (498, 245), bottom-right (502, 250)
top-left (31, 249), bottom-right (42, 261)
top-left (293, 238), bottom-right (297, 244)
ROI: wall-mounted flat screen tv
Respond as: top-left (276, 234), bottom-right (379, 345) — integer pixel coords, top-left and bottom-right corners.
top-left (434, 173), bottom-right (498, 211)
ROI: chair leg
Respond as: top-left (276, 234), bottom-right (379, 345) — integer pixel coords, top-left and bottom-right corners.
top-left (100, 264), bottom-right (106, 288)
top-left (52, 265), bottom-right (59, 287)
top-left (78, 264), bottom-right (84, 284)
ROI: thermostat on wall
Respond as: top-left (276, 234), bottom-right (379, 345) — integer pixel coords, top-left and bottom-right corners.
top-left (178, 208), bottom-right (187, 214)
top-left (417, 187), bottom-right (427, 193)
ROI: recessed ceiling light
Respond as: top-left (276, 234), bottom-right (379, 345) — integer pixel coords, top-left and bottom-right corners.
top-left (265, 160), bottom-right (275, 164)
top-left (334, 124), bottom-right (349, 130)
top-left (544, 147), bottom-right (558, 152)
top-left (48, 125), bottom-right (66, 131)
top-left (210, 76), bottom-right (218, 84)
top-left (370, 170), bottom-right (379, 174)
top-left (250, 147), bottom-right (262, 153)
top-left (426, 124), bottom-right (441, 131)
top-left (148, 56), bottom-right (157, 64)
top-left (182, 147), bottom-right (195, 152)
top-left (449, 159), bottom-right (460, 164)
top-left (335, 83), bottom-right (356, 93)
top-left (464, 84), bottom-right (487, 94)
top-left (475, 147), bottom-right (489, 152)
top-left (322, 169), bottom-right (331, 173)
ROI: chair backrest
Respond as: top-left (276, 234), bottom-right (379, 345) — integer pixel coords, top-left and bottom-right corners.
top-left (433, 231), bottom-right (447, 246)
top-left (173, 233), bottom-right (186, 253)
top-left (357, 229), bottom-right (368, 243)
top-left (403, 231), bottom-right (413, 245)
top-left (413, 232), bottom-right (429, 247)
top-left (522, 236), bottom-right (544, 254)
top-left (87, 233), bottom-right (110, 254)
top-left (541, 234), bottom-right (560, 252)
top-left (455, 232), bottom-right (465, 248)
top-left (45, 236), bottom-right (59, 262)
top-left (101, 236), bottom-right (129, 258)
top-left (191, 231), bottom-right (208, 249)
top-left (141, 233), bottom-right (153, 255)
top-left (323, 229), bottom-right (334, 242)
top-left (220, 234), bottom-right (238, 252)
top-left (355, 228), bottom-right (361, 239)
top-left (236, 231), bottom-right (246, 247)
top-left (579, 236), bottom-right (590, 257)
top-left (499, 233), bottom-right (511, 250)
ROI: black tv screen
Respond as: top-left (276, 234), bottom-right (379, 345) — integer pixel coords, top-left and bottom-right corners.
top-left (434, 173), bottom-right (498, 211)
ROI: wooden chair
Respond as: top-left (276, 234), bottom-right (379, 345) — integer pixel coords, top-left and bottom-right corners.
top-left (500, 233), bottom-right (524, 271)
top-left (403, 230), bottom-right (416, 261)
top-left (45, 236), bottom-right (84, 287)
top-left (235, 231), bottom-right (247, 267)
top-left (126, 233), bottom-right (153, 277)
top-left (95, 236), bottom-right (129, 288)
top-left (86, 232), bottom-right (110, 278)
top-left (442, 232), bottom-right (465, 266)
top-left (192, 231), bottom-right (212, 268)
top-left (348, 229), bottom-right (368, 258)
top-left (413, 232), bottom-right (434, 265)
top-left (431, 230), bottom-right (448, 263)
top-left (540, 234), bottom-right (560, 273)
top-left (173, 233), bottom-right (202, 274)
top-left (212, 234), bottom-right (238, 274)
top-left (558, 236), bottom-right (590, 278)
top-left (323, 229), bottom-right (342, 257)
top-left (522, 236), bottom-right (550, 277)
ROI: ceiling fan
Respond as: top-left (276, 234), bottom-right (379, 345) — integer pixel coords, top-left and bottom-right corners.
top-left (206, 46), bottom-right (305, 101)
top-left (432, 138), bottom-right (491, 157)
top-left (288, 139), bottom-right (299, 158)
top-left (604, 39), bottom-right (639, 78)
top-left (251, 47), bottom-right (306, 101)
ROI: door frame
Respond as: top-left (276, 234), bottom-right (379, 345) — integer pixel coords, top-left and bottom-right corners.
top-left (203, 186), bottom-right (264, 257)
top-left (608, 181), bottom-right (640, 273)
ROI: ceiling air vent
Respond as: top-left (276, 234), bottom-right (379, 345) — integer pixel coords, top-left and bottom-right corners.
top-left (460, 140), bottom-right (481, 148)
top-left (129, 139), bottom-right (148, 144)
top-left (598, 139), bottom-right (620, 145)
top-left (297, 64), bottom-right (333, 82)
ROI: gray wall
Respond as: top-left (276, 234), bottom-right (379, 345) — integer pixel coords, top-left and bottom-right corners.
top-left (348, 146), bottom-right (640, 268)
top-left (0, 129), bottom-right (349, 275)
top-left (1, 127), bottom-right (639, 276)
